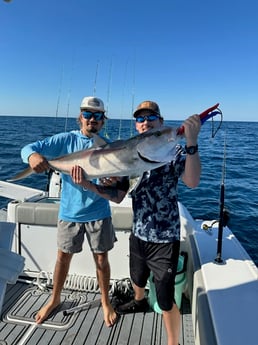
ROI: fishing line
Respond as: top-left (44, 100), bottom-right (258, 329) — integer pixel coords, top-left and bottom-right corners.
top-left (211, 108), bottom-right (223, 138)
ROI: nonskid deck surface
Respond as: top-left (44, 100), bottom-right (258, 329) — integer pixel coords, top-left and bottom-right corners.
top-left (0, 282), bottom-right (194, 345)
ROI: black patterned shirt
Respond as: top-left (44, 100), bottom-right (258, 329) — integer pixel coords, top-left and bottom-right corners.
top-left (131, 145), bottom-right (186, 243)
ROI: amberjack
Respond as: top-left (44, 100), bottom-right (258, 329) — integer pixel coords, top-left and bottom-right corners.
top-left (8, 126), bottom-right (179, 182)
top-left (9, 103), bottom-right (222, 182)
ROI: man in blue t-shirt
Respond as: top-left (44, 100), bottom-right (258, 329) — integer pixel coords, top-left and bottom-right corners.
top-left (116, 100), bottom-right (201, 345)
top-left (21, 96), bottom-right (128, 327)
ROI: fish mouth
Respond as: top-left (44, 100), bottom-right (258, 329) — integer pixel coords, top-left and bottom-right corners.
top-left (137, 151), bottom-right (161, 163)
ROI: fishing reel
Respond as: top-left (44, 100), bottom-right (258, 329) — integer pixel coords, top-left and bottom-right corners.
top-left (202, 208), bottom-right (230, 233)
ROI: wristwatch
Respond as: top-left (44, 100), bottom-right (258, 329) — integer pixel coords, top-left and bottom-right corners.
top-left (185, 145), bottom-right (198, 155)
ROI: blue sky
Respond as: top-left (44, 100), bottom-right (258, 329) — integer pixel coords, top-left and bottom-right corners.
top-left (1, 0), bottom-right (258, 121)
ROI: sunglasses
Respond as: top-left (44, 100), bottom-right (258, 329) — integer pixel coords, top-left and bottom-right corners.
top-left (135, 114), bottom-right (160, 123)
top-left (82, 111), bottom-right (105, 121)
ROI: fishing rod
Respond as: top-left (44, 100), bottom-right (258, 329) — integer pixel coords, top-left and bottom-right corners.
top-left (53, 65), bottom-right (64, 134)
top-left (93, 60), bottom-right (99, 96)
top-left (64, 86), bottom-right (71, 133)
top-left (177, 103), bottom-right (222, 136)
top-left (214, 136), bottom-right (229, 264)
top-left (130, 53), bottom-right (136, 138)
top-left (64, 56), bottom-right (75, 133)
top-left (103, 59), bottom-right (113, 139)
top-left (92, 59), bottom-right (111, 139)
top-left (117, 59), bottom-right (129, 140)
top-left (46, 65), bottom-right (64, 193)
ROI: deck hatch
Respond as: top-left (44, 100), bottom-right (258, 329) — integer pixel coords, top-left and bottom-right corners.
top-left (4, 287), bottom-right (91, 331)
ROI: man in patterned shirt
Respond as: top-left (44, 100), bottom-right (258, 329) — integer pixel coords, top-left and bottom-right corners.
top-left (116, 100), bottom-right (201, 345)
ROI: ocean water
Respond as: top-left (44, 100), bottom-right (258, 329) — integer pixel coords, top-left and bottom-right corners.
top-left (0, 116), bottom-right (257, 266)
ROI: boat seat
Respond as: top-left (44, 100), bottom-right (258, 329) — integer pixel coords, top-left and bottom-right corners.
top-left (15, 202), bottom-right (59, 226)
top-left (13, 202), bottom-right (133, 230)
top-left (111, 206), bottom-right (133, 230)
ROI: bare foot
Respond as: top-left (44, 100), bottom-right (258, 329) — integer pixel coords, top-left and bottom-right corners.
top-left (102, 303), bottom-right (117, 327)
top-left (35, 300), bottom-right (60, 324)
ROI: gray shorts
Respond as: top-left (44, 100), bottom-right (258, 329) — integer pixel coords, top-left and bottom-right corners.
top-left (57, 217), bottom-right (116, 254)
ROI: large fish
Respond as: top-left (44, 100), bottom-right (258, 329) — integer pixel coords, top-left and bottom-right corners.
top-left (9, 126), bottom-right (179, 182)
top-left (9, 103), bottom-right (221, 182)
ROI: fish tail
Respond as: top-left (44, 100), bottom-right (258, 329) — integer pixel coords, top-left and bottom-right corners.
top-left (7, 166), bottom-right (34, 182)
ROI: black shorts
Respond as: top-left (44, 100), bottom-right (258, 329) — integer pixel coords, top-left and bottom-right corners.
top-left (129, 233), bottom-right (180, 311)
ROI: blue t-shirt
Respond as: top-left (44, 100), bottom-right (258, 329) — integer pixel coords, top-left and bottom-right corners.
top-left (131, 145), bottom-right (185, 243)
top-left (21, 130), bottom-right (111, 222)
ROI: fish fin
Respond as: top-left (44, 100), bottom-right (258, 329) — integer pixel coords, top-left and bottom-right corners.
top-left (128, 175), bottom-right (143, 193)
top-left (7, 166), bottom-right (33, 182)
top-left (91, 133), bottom-right (108, 147)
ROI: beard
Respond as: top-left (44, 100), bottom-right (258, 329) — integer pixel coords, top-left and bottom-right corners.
top-left (86, 121), bottom-right (100, 134)
top-left (88, 126), bottom-right (98, 133)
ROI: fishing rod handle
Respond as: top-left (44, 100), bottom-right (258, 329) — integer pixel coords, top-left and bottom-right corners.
top-left (177, 103), bottom-right (220, 136)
